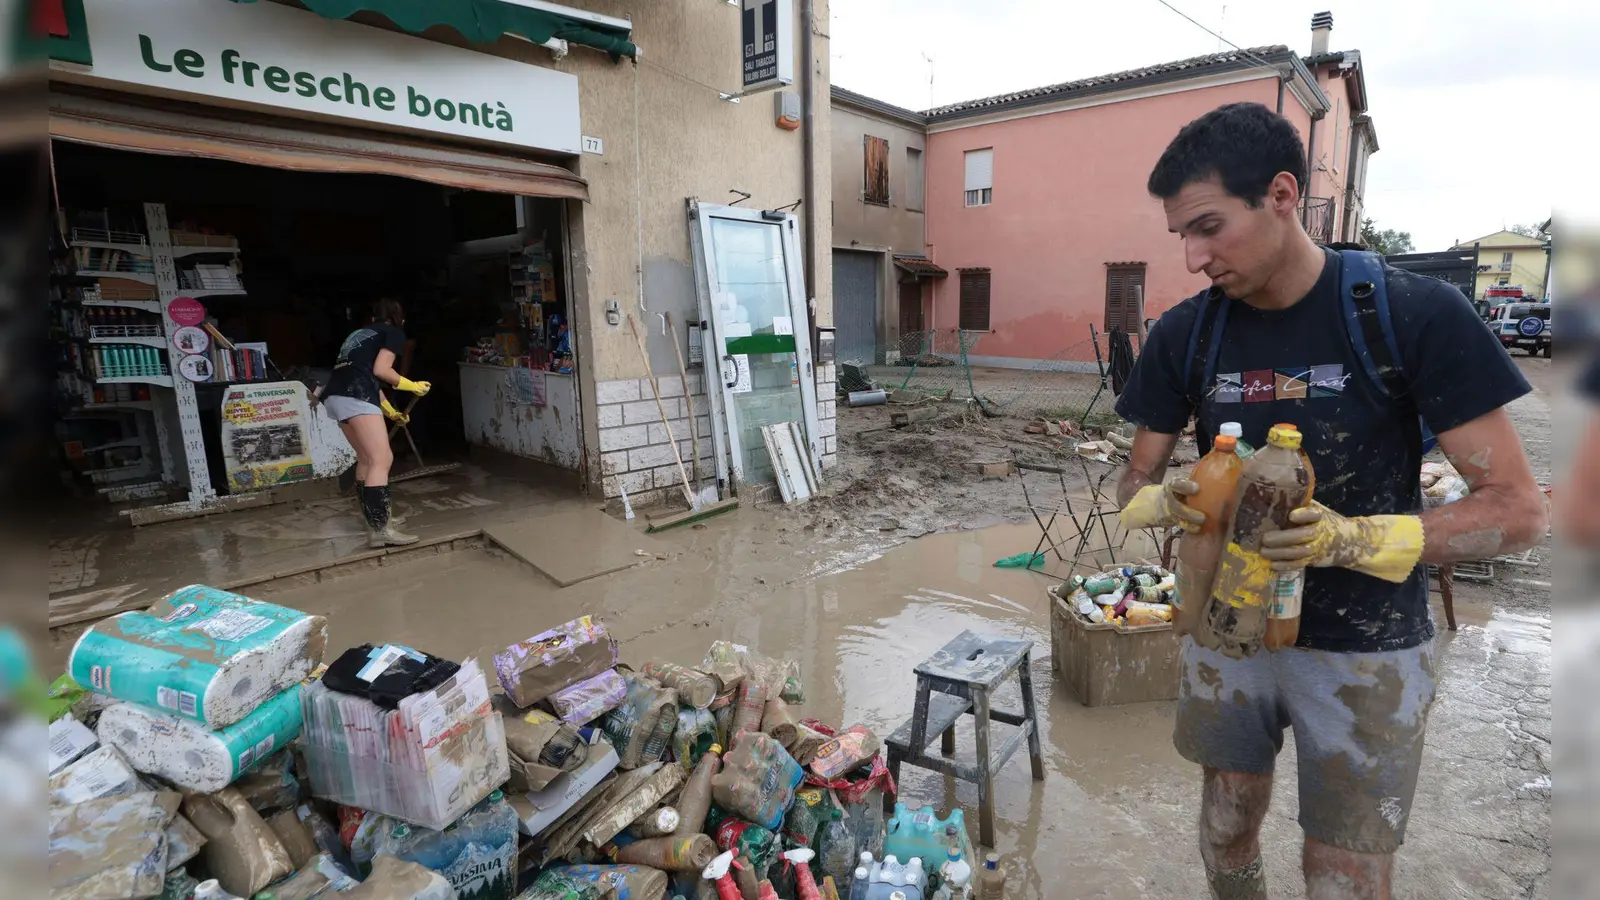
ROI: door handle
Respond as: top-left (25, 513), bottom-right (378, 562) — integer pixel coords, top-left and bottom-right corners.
top-left (721, 354), bottom-right (739, 389)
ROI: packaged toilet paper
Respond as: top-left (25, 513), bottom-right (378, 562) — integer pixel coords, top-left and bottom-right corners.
top-left (69, 584), bottom-right (327, 729)
top-left (97, 685), bottom-right (304, 793)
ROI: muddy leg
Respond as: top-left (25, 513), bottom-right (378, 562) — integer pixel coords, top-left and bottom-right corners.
top-left (1303, 838), bottom-right (1392, 900)
top-left (1199, 767), bottom-right (1272, 899)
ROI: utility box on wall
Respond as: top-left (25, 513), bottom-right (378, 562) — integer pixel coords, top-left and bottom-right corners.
top-left (774, 91), bottom-right (800, 131)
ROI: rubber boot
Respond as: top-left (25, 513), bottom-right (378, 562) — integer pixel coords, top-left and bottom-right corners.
top-left (355, 480), bottom-right (404, 527)
top-left (363, 485), bottom-right (418, 548)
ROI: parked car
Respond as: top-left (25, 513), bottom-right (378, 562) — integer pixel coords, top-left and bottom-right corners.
top-left (1488, 301), bottom-right (1552, 357)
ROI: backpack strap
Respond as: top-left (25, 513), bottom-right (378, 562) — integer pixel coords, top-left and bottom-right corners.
top-left (1182, 286), bottom-right (1229, 424)
top-left (1338, 249), bottom-right (1437, 453)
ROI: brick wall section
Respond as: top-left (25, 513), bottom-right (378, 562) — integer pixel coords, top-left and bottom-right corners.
top-left (595, 363), bottom-right (839, 506)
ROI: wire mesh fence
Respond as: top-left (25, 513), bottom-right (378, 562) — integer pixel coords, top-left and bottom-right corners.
top-left (835, 327), bottom-right (1136, 426)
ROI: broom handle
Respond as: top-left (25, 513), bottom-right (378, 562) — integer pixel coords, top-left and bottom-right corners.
top-left (628, 315), bottom-right (696, 508)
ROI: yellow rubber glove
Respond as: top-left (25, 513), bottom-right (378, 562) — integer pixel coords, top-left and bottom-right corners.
top-left (395, 376), bottom-right (431, 396)
top-left (1119, 479), bottom-right (1206, 532)
top-left (379, 398), bottom-right (410, 426)
top-left (1258, 502), bottom-right (1424, 583)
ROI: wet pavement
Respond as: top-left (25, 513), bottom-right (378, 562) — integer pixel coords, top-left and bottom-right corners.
top-left (49, 360), bottom-right (1555, 898)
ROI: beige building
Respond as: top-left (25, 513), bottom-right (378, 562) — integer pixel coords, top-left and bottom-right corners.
top-left (829, 86), bottom-right (941, 364)
top-left (46, 0), bottom-right (834, 512)
top-left (1453, 230), bottom-right (1552, 301)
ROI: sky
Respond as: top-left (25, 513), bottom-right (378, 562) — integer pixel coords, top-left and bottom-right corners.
top-left (829, 0), bottom-right (1593, 252)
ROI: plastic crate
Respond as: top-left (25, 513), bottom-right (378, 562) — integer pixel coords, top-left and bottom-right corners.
top-left (1050, 590), bottom-right (1182, 707)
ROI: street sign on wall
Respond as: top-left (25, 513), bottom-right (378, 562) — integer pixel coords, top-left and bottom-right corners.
top-left (741, 0), bottom-right (794, 93)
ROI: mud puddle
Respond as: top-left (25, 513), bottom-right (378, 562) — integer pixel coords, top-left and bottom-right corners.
top-left (255, 519), bottom-right (1547, 899)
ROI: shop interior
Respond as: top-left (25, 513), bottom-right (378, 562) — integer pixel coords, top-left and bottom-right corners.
top-left (48, 140), bottom-right (574, 508)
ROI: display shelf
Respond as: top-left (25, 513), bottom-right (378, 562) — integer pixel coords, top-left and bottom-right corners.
top-left (172, 244), bottom-right (242, 258)
top-left (96, 373), bottom-right (173, 387)
top-left (78, 270), bottom-right (157, 284)
top-left (86, 461), bottom-right (153, 483)
top-left (72, 239), bottom-right (153, 256)
top-left (82, 298), bottom-right (162, 313)
top-left (90, 335), bottom-right (167, 348)
top-left (84, 437), bottom-right (145, 452)
top-left (68, 402), bottom-right (154, 416)
top-left (181, 286), bottom-right (247, 297)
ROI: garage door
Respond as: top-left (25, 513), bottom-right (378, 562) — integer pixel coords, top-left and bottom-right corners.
top-left (832, 249), bottom-right (879, 365)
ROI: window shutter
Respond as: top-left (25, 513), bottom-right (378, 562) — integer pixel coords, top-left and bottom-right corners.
top-left (864, 135), bottom-right (890, 205)
top-left (959, 270), bottom-right (991, 331)
top-left (964, 148), bottom-right (993, 192)
top-left (1104, 265), bottom-right (1146, 332)
top-left (905, 147), bottom-right (924, 211)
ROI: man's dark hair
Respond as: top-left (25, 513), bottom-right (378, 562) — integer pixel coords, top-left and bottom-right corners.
top-left (1147, 102), bottom-right (1307, 207)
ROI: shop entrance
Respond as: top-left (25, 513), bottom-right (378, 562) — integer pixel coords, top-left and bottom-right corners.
top-left (49, 140), bottom-right (582, 516)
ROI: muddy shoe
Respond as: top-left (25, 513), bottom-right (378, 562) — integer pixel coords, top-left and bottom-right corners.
top-left (369, 523), bottom-right (419, 548)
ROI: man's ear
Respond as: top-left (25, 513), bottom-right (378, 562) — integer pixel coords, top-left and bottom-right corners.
top-left (1268, 172), bottom-right (1301, 216)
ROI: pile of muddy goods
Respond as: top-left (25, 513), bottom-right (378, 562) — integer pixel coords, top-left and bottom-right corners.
top-left (47, 586), bottom-right (1015, 900)
top-left (1051, 565), bottom-right (1176, 629)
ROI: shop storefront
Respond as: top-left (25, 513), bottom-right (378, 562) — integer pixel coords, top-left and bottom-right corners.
top-left (45, 0), bottom-right (837, 520)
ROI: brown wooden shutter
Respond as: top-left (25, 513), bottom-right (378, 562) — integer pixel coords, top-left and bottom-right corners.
top-left (959, 270), bottom-right (991, 331)
top-left (1104, 264), bottom-right (1146, 332)
top-left (864, 135), bottom-right (890, 205)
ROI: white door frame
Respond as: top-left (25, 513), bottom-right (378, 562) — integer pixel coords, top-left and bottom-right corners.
top-left (687, 199), bottom-right (822, 492)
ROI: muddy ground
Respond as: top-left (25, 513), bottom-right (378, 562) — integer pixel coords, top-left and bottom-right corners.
top-left (51, 358), bottom-right (1557, 898)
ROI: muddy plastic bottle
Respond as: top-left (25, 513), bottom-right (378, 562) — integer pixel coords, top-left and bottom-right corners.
top-left (1173, 433), bottom-right (1244, 635)
top-left (675, 743), bottom-right (724, 837)
top-left (1201, 425), bottom-right (1313, 657)
top-left (1264, 424), bottom-right (1317, 651)
top-left (977, 852), bottom-right (1005, 900)
top-left (1219, 421), bottom-right (1254, 458)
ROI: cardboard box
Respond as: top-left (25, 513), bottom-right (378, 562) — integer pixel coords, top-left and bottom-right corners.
top-left (509, 742), bottom-right (619, 838)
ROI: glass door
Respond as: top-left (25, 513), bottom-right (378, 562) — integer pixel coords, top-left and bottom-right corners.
top-left (689, 201), bottom-right (820, 492)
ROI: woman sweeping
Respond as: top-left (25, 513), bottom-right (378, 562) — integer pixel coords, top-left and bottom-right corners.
top-left (319, 299), bottom-right (429, 547)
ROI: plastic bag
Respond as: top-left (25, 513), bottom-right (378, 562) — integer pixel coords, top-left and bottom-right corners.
top-left (537, 865), bottom-right (668, 900)
top-left (234, 749), bottom-right (300, 813)
top-left (550, 669), bottom-right (628, 724)
top-left (780, 786), bottom-right (834, 848)
top-left (642, 660), bottom-right (721, 709)
top-left (711, 731), bottom-right (804, 830)
top-left (182, 786), bottom-right (295, 897)
top-left (700, 642), bottom-right (804, 704)
top-left (514, 868), bottom-right (612, 900)
top-left (714, 818), bottom-right (780, 873)
top-left (601, 672), bottom-right (674, 769)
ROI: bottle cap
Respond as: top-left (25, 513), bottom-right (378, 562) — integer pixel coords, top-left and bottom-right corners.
top-left (707, 743), bottom-right (722, 755)
top-left (1214, 434), bottom-right (1238, 452)
top-left (1220, 421), bottom-right (1243, 437)
top-left (947, 845), bottom-right (962, 860)
top-left (985, 851), bottom-right (1000, 869)
top-left (1267, 425), bottom-right (1303, 450)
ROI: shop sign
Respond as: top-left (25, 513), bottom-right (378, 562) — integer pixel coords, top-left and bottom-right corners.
top-left (741, 0), bottom-right (794, 93)
top-left (219, 382), bottom-right (315, 491)
top-left (72, 0), bottom-right (581, 154)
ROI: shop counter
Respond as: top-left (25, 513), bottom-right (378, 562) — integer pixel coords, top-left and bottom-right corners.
top-left (458, 362), bottom-right (580, 470)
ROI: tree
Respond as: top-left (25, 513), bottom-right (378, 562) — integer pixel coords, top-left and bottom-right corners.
top-left (1359, 217), bottom-right (1414, 255)
top-left (1508, 222), bottom-right (1551, 240)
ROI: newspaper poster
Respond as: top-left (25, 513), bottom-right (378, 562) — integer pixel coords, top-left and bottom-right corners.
top-left (220, 382), bottom-right (314, 491)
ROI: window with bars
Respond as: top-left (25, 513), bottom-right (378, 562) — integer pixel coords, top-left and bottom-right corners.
top-left (964, 148), bottom-right (993, 207)
top-left (863, 135), bottom-right (890, 206)
top-left (1104, 264), bottom-right (1146, 333)
top-left (959, 269), bottom-right (991, 331)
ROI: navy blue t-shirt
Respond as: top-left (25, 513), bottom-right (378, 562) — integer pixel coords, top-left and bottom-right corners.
top-left (1116, 249), bottom-right (1532, 652)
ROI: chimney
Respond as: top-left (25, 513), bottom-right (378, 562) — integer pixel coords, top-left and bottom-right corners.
top-left (1311, 11), bottom-right (1333, 55)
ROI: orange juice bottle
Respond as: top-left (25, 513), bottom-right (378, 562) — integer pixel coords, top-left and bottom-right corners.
top-left (1173, 433), bottom-right (1244, 636)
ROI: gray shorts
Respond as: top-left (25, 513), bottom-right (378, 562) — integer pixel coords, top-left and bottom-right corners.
top-left (1174, 636), bottom-right (1437, 854)
top-left (321, 394), bottom-right (382, 422)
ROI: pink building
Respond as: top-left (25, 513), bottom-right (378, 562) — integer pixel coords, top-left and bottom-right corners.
top-left (911, 14), bottom-right (1375, 366)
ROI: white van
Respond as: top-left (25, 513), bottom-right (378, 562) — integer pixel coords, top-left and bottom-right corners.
top-left (1489, 302), bottom-right (1551, 358)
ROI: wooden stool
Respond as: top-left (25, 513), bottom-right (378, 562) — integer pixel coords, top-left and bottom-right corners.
top-left (883, 630), bottom-right (1045, 849)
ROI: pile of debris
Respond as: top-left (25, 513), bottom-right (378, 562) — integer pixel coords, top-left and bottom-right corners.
top-left (47, 585), bottom-right (1002, 900)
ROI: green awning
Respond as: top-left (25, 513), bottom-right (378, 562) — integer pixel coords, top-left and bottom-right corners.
top-left (230, 0), bottom-right (637, 60)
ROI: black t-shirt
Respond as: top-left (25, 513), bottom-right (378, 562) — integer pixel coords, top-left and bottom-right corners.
top-left (1115, 250), bottom-right (1532, 652)
top-left (324, 323), bottom-right (406, 404)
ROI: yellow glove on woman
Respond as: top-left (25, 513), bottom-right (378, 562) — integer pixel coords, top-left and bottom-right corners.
top-left (379, 398), bottom-right (410, 426)
top-left (1259, 501), bottom-right (1424, 583)
top-left (395, 376), bottom-right (430, 396)
top-left (1119, 479), bottom-right (1206, 532)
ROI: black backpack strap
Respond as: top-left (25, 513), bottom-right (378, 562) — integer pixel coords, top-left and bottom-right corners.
top-left (1182, 286), bottom-right (1228, 420)
top-left (1339, 249), bottom-right (1436, 452)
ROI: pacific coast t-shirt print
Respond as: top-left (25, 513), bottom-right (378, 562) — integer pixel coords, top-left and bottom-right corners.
top-left (1210, 365), bottom-right (1354, 403)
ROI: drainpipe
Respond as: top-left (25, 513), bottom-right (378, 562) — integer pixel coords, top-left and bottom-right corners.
top-left (1276, 76), bottom-right (1285, 113)
top-left (801, 0), bottom-right (817, 304)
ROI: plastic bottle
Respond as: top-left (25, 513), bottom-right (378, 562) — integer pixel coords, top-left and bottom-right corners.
top-left (675, 743), bottom-right (723, 837)
top-left (1264, 424), bottom-right (1317, 651)
top-left (1173, 432), bottom-right (1244, 636)
top-left (978, 852), bottom-right (1005, 900)
top-left (1219, 421), bottom-right (1254, 457)
top-left (935, 846), bottom-right (971, 899)
top-left (373, 790), bottom-right (519, 900)
top-left (193, 881), bottom-right (243, 900)
top-left (1201, 425), bottom-right (1313, 656)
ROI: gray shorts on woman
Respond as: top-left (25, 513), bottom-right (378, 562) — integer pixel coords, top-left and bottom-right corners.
top-left (321, 394), bottom-right (382, 422)
top-left (1174, 635), bottom-right (1437, 854)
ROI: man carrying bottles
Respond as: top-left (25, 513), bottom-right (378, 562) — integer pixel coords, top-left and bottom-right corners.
top-left (1112, 102), bottom-right (1547, 899)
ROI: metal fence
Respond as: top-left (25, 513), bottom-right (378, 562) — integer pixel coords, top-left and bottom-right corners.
top-left (836, 327), bottom-right (1133, 426)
